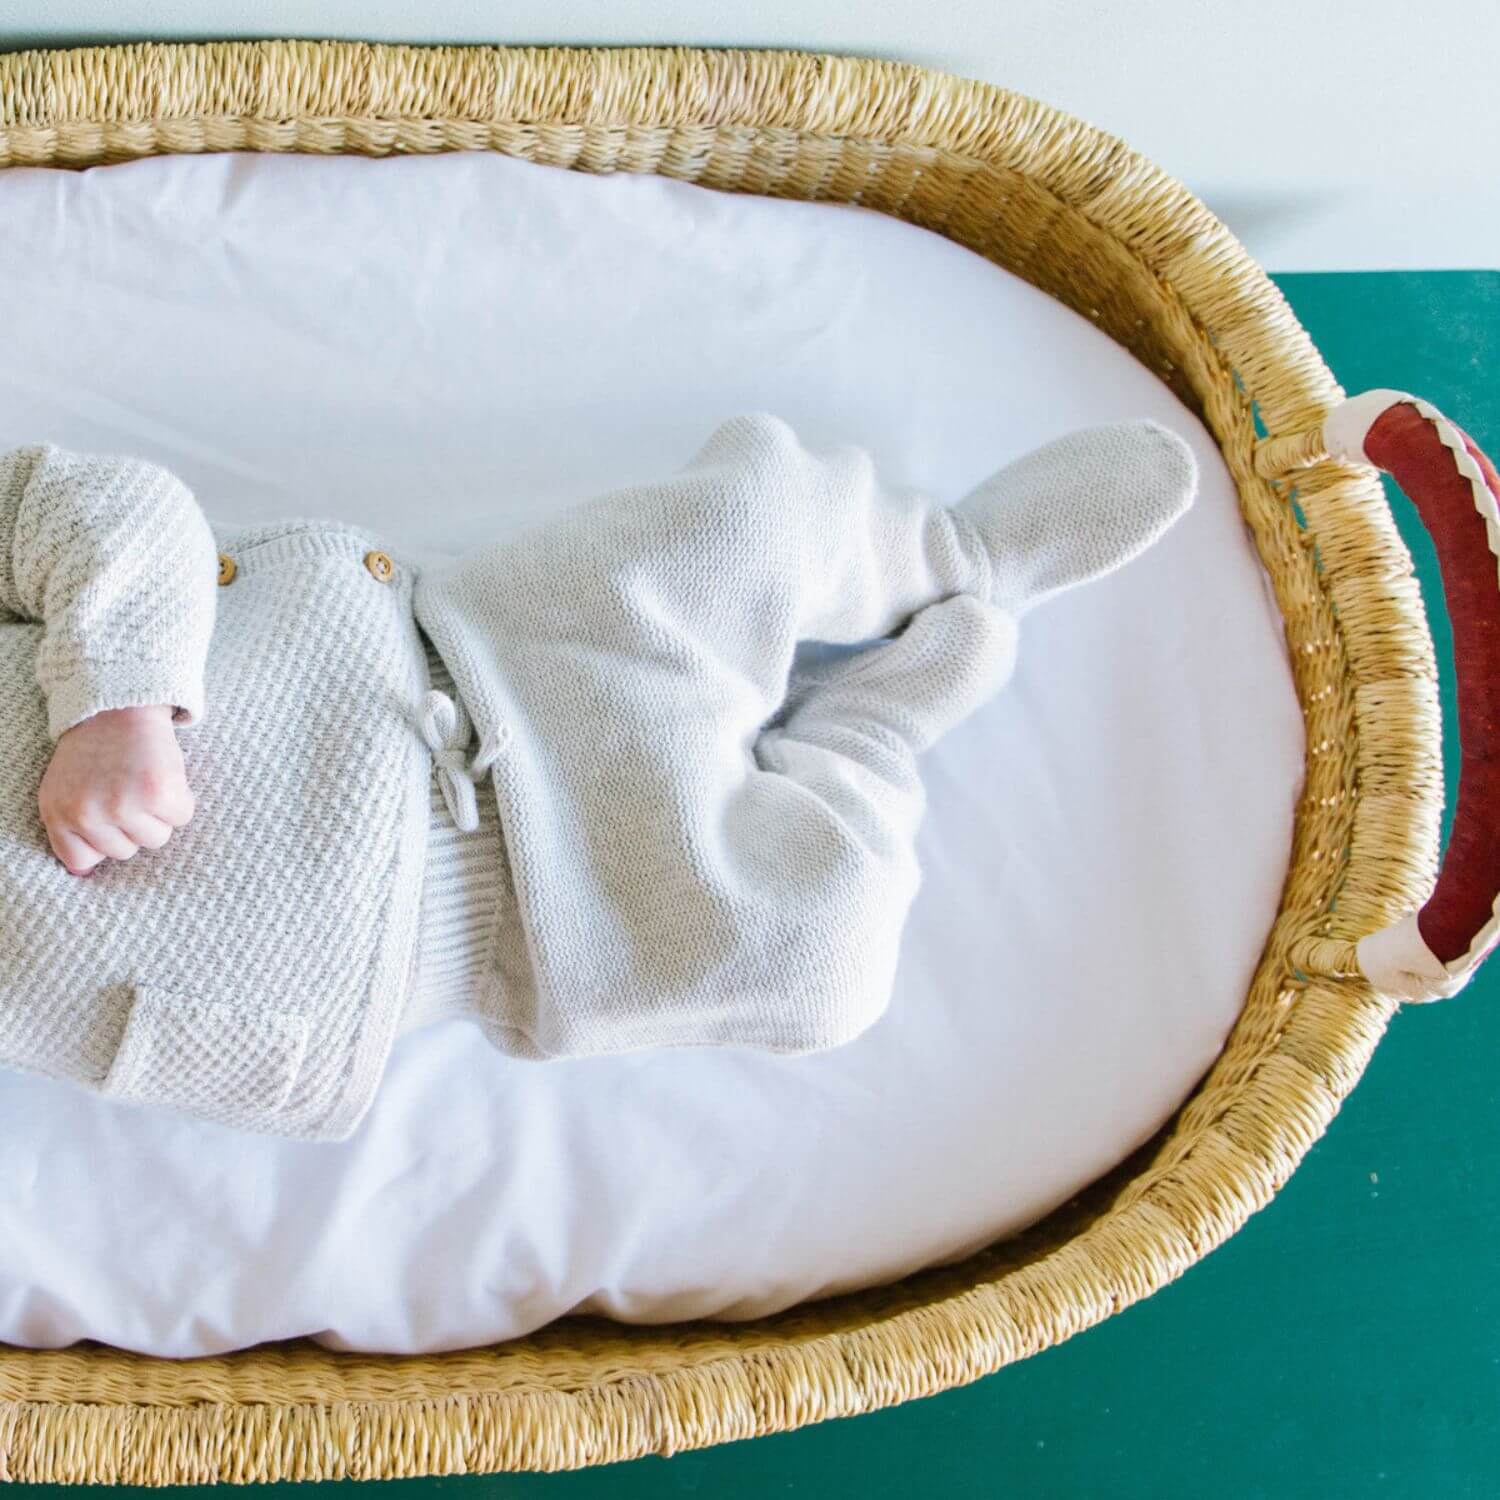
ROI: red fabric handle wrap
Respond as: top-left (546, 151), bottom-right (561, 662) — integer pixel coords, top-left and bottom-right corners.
top-left (1364, 403), bottom-right (1500, 966)
top-left (1326, 391), bottom-right (1500, 1000)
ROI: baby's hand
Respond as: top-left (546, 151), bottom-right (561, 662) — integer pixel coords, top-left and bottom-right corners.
top-left (38, 705), bottom-right (195, 876)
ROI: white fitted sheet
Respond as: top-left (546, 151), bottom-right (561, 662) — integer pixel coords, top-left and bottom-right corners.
top-left (0, 150), bottom-right (1304, 1357)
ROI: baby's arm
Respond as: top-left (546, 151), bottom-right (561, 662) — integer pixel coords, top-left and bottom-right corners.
top-left (0, 445), bottom-right (218, 874)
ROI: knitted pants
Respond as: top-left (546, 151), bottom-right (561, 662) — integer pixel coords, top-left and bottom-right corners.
top-left (400, 415), bottom-right (1195, 1049)
top-left (400, 440), bottom-right (1006, 1037)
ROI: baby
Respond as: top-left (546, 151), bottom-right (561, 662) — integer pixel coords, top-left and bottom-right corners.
top-left (0, 414), bottom-right (1196, 1140)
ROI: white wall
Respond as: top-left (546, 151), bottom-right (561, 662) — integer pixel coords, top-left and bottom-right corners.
top-left (3, 0), bottom-right (1495, 271)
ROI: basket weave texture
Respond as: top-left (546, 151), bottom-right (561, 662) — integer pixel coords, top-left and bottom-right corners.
top-left (0, 39), bottom-right (1441, 1484)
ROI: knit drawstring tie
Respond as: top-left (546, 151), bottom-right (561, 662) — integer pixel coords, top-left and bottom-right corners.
top-left (417, 689), bottom-right (505, 833)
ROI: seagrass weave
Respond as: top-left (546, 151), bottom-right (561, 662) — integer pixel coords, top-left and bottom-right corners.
top-left (0, 39), bottom-right (1442, 1484)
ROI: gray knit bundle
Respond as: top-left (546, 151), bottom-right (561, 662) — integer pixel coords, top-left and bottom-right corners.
top-left (0, 417), bottom-right (1196, 1138)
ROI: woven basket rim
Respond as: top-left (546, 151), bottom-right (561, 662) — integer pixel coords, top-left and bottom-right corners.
top-left (0, 38), bottom-right (1441, 1484)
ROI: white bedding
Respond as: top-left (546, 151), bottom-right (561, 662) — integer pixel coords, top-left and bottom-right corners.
top-left (0, 149), bottom-right (1303, 1358)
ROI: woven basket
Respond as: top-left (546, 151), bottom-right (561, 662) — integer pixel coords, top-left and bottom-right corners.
top-left (0, 39), bottom-right (1448, 1484)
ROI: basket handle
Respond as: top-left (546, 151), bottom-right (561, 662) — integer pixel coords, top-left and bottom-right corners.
top-left (1318, 390), bottom-right (1500, 1002)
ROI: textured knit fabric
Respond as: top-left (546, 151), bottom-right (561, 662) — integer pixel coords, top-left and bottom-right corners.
top-left (0, 447), bottom-right (433, 1140)
top-left (414, 413), bottom-right (1197, 1060)
top-left (0, 447), bottom-right (219, 738)
top-left (0, 416), bottom-right (1196, 1139)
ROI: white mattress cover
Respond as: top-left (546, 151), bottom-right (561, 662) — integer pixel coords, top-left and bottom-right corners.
top-left (0, 150), bottom-right (1304, 1357)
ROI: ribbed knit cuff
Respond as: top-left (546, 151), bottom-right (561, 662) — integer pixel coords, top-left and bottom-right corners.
top-left (44, 655), bottom-right (207, 740)
top-left (400, 637), bottom-right (501, 1037)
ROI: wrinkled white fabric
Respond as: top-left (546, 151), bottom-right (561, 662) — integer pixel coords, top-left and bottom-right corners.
top-left (0, 149), bottom-right (1302, 1356)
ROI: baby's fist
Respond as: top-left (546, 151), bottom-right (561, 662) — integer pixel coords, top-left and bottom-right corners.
top-left (38, 705), bottom-right (195, 876)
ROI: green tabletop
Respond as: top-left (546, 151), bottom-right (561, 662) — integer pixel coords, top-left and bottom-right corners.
top-left (13, 271), bottom-right (1500, 1498)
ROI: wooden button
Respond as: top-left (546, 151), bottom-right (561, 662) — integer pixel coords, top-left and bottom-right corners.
top-left (364, 549), bottom-right (396, 583)
top-left (217, 553), bottom-right (237, 586)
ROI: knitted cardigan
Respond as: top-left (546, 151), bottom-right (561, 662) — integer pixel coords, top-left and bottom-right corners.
top-left (0, 417), bottom-right (1196, 1140)
top-left (0, 447), bottom-right (432, 1140)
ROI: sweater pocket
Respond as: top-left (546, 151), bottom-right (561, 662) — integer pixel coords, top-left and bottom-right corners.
top-left (99, 984), bottom-right (309, 1131)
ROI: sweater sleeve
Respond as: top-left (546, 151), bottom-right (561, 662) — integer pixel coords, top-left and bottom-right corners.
top-left (0, 444), bottom-right (219, 740)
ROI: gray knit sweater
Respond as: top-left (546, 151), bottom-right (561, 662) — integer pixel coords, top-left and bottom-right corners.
top-left (0, 417), bottom-right (1196, 1139)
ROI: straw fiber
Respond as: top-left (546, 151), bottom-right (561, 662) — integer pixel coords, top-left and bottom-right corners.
top-left (0, 40), bottom-right (1441, 1483)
